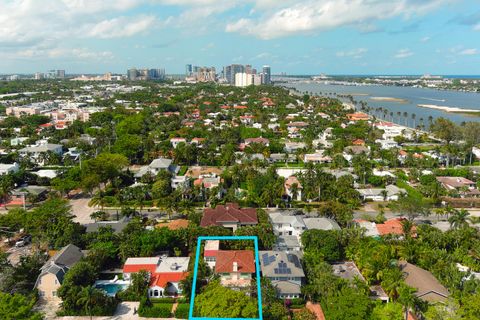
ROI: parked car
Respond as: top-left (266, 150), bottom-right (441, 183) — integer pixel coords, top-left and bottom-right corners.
top-left (15, 235), bottom-right (31, 247)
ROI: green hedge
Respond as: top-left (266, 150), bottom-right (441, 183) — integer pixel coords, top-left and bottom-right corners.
top-left (150, 297), bottom-right (176, 304)
top-left (138, 297), bottom-right (173, 318)
top-left (174, 303), bottom-right (190, 319)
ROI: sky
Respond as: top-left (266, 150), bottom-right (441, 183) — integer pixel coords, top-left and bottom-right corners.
top-left (0, 0), bottom-right (480, 75)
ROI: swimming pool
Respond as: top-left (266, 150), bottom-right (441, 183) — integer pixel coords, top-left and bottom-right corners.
top-left (95, 283), bottom-right (128, 296)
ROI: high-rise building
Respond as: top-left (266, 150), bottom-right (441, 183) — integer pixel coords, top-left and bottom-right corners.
top-left (252, 74), bottom-right (262, 86)
top-left (128, 68), bottom-right (138, 81)
top-left (196, 67), bottom-right (216, 82)
top-left (235, 73), bottom-right (247, 87)
top-left (185, 64), bottom-right (193, 76)
top-left (56, 70), bottom-right (65, 79)
top-left (262, 65), bottom-right (271, 85)
top-left (245, 65), bottom-right (252, 75)
top-left (148, 68), bottom-right (165, 80)
top-left (224, 64), bottom-right (245, 84)
top-left (127, 68), bottom-right (165, 81)
top-left (34, 72), bottom-right (43, 80)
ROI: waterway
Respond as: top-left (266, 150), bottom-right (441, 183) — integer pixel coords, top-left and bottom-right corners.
top-left (285, 81), bottom-right (480, 125)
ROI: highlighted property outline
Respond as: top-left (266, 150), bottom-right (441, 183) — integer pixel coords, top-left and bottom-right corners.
top-left (188, 235), bottom-right (263, 320)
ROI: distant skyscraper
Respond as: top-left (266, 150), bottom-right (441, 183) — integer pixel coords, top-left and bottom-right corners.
top-left (262, 65), bottom-right (271, 85)
top-left (198, 67), bottom-right (216, 82)
top-left (185, 64), bottom-right (193, 76)
top-left (128, 68), bottom-right (137, 81)
top-left (56, 70), bottom-right (65, 79)
top-left (245, 65), bottom-right (252, 75)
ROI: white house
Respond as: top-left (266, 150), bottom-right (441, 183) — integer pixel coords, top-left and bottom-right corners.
top-left (376, 139), bottom-right (399, 150)
top-left (357, 184), bottom-right (406, 201)
top-left (0, 162), bottom-right (19, 175)
top-left (269, 211), bottom-right (305, 237)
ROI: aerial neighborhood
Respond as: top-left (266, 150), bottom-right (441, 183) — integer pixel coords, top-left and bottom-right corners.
top-left (0, 74), bottom-right (479, 320)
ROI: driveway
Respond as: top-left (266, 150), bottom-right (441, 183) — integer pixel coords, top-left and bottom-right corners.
top-left (70, 197), bottom-right (95, 224)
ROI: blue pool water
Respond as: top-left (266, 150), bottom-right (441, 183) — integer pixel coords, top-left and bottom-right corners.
top-left (95, 283), bottom-right (127, 296)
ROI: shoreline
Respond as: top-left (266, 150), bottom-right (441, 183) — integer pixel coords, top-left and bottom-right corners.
top-left (418, 104), bottom-right (480, 114)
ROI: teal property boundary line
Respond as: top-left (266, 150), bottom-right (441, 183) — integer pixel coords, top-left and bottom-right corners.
top-left (188, 235), bottom-right (263, 320)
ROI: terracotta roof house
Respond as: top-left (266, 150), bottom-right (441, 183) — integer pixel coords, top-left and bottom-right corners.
top-left (203, 240), bottom-right (220, 268)
top-left (123, 256), bottom-right (190, 298)
top-left (200, 203), bottom-right (258, 231)
top-left (347, 112), bottom-right (370, 121)
top-left (123, 257), bottom-right (160, 278)
top-left (352, 139), bottom-right (365, 146)
top-left (376, 218), bottom-right (417, 237)
top-left (245, 137), bottom-right (270, 146)
top-left (399, 261), bottom-right (449, 302)
top-left (215, 250), bottom-right (255, 288)
top-left (148, 257), bottom-right (190, 298)
top-left (284, 176), bottom-right (303, 201)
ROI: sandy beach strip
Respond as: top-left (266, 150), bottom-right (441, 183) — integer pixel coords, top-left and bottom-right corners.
top-left (418, 104), bottom-right (480, 113)
top-left (370, 96), bottom-right (408, 103)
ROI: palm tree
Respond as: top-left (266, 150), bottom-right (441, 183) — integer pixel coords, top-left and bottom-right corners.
top-left (403, 112), bottom-right (408, 126)
top-left (396, 112), bottom-right (401, 124)
top-left (448, 209), bottom-right (471, 229)
top-left (89, 192), bottom-right (107, 211)
top-left (77, 286), bottom-right (97, 320)
top-left (428, 116), bottom-right (433, 130)
top-left (411, 113), bottom-right (416, 129)
top-left (378, 267), bottom-right (404, 300)
top-left (380, 189), bottom-right (388, 202)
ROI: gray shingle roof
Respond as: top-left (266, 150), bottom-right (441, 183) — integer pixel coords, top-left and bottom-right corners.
top-left (259, 251), bottom-right (305, 278)
top-left (35, 244), bottom-right (84, 288)
top-left (302, 217), bottom-right (340, 230)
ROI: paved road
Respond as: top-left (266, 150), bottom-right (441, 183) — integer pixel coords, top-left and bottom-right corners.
top-left (70, 197), bottom-right (95, 224)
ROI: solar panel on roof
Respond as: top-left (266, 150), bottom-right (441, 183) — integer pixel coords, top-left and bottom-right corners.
top-left (262, 253), bottom-right (269, 266)
top-left (287, 254), bottom-right (301, 268)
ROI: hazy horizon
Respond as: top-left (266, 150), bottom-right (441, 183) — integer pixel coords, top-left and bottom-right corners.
top-left (1, 1), bottom-right (480, 75)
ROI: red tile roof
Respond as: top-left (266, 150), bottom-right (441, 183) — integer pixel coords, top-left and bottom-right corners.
top-left (376, 218), bottom-right (417, 237)
top-left (215, 250), bottom-right (255, 273)
top-left (200, 203), bottom-right (258, 227)
top-left (347, 113), bottom-right (370, 121)
top-left (123, 264), bottom-right (157, 274)
top-left (204, 250), bottom-right (218, 257)
top-left (149, 272), bottom-right (188, 288)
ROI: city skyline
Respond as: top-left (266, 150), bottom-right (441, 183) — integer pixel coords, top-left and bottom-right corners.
top-left (1, 0), bottom-right (480, 75)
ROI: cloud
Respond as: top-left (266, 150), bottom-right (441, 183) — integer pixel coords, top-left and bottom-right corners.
top-left (86, 16), bottom-right (159, 39)
top-left (226, 0), bottom-right (449, 39)
top-left (336, 48), bottom-right (368, 59)
top-left (421, 36), bottom-right (431, 42)
top-left (449, 10), bottom-right (480, 30)
top-left (6, 47), bottom-right (114, 61)
top-left (394, 49), bottom-right (413, 58)
top-left (459, 48), bottom-right (479, 55)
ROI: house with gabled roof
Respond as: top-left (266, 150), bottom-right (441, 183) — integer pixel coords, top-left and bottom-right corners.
top-left (259, 251), bottom-right (305, 299)
top-left (35, 244), bottom-right (84, 301)
top-left (215, 250), bottom-right (255, 289)
top-left (200, 203), bottom-right (258, 231)
top-left (399, 261), bottom-right (449, 303)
